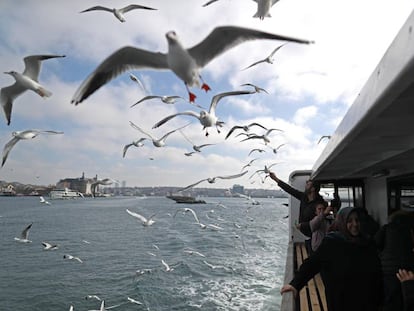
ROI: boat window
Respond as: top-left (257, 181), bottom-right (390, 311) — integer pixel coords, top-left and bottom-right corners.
top-left (318, 180), bottom-right (365, 209)
top-left (388, 174), bottom-right (414, 215)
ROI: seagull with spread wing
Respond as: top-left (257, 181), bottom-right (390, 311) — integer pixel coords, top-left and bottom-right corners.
top-left (14, 223), bottom-right (33, 243)
top-left (79, 4), bottom-right (157, 23)
top-left (179, 129), bottom-right (216, 152)
top-left (242, 43), bottom-right (287, 70)
top-left (123, 137), bottom-right (147, 157)
top-left (153, 90), bottom-right (254, 136)
top-left (203, 0), bottom-right (280, 20)
top-left (181, 171), bottom-right (248, 191)
top-left (71, 26), bottom-right (313, 104)
top-left (2, 130), bottom-right (64, 168)
top-left (240, 128), bottom-right (283, 145)
top-left (225, 122), bottom-right (268, 139)
top-left (129, 121), bottom-right (189, 147)
top-left (1, 54), bottom-right (65, 125)
top-left (126, 209), bottom-right (156, 226)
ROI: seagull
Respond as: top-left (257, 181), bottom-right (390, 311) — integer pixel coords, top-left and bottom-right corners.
top-left (129, 73), bottom-right (146, 92)
top-left (242, 43), bottom-right (287, 70)
top-left (173, 207), bottom-right (201, 224)
top-left (127, 297), bottom-right (142, 305)
top-left (91, 178), bottom-right (117, 197)
top-left (71, 26), bottom-right (313, 105)
top-left (239, 128), bottom-right (283, 144)
top-left (42, 241), bottom-right (59, 250)
top-left (39, 196), bottom-right (51, 205)
top-left (63, 254), bottom-right (83, 263)
top-left (85, 295), bottom-right (102, 301)
top-left (179, 129), bottom-right (216, 152)
top-left (202, 260), bottom-right (226, 270)
top-left (248, 148), bottom-right (266, 156)
top-left (225, 122), bottom-right (267, 139)
top-left (1, 54), bottom-right (66, 125)
top-left (126, 208), bottom-right (156, 226)
top-left (161, 259), bottom-right (174, 272)
top-left (240, 83), bottom-right (268, 94)
top-left (184, 249), bottom-right (206, 257)
top-left (266, 143), bottom-right (286, 153)
top-left (123, 138), bottom-right (146, 157)
top-left (153, 90), bottom-right (254, 136)
top-left (79, 4), bottom-right (157, 23)
top-left (181, 171), bottom-right (248, 191)
top-left (131, 95), bottom-right (185, 107)
top-left (202, 0), bottom-right (280, 20)
top-left (2, 130), bottom-right (64, 167)
top-left (317, 135), bottom-right (331, 144)
top-left (241, 158), bottom-right (258, 171)
top-left (14, 223), bottom-right (33, 243)
top-left (129, 121), bottom-right (189, 147)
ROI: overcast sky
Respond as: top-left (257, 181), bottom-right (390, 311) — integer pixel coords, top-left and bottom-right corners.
top-left (0, 0), bottom-right (413, 190)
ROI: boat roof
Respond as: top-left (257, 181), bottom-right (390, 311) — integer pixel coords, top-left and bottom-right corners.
top-left (312, 9), bottom-right (414, 180)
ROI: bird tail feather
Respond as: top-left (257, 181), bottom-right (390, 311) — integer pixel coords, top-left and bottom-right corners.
top-left (36, 87), bottom-right (52, 98)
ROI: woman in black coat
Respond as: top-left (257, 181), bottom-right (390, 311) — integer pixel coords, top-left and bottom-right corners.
top-left (281, 207), bottom-right (382, 311)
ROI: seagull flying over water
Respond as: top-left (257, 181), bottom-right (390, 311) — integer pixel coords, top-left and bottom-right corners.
top-left (14, 223), bottom-right (33, 243)
top-left (2, 130), bottom-right (64, 168)
top-left (71, 26), bottom-right (313, 104)
top-left (153, 90), bottom-right (254, 136)
top-left (79, 4), bottom-right (157, 23)
top-left (39, 196), bottom-right (51, 205)
top-left (126, 209), bottom-right (156, 226)
top-left (174, 207), bottom-right (201, 224)
top-left (181, 171), bottom-right (248, 191)
top-left (240, 83), bottom-right (268, 94)
top-left (1, 54), bottom-right (65, 125)
top-left (179, 129), bottom-right (216, 152)
top-left (129, 121), bottom-right (189, 147)
top-left (240, 128), bottom-right (283, 145)
top-left (131, 95), bottom-right (185, 107)
top-left (42, 241), bottom-right (59, 250)
top-left (63, 254), bottom-right (83, 263)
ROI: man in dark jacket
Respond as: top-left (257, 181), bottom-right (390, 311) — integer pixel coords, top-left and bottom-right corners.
top-left (268, 171), bottom-right (324, 237)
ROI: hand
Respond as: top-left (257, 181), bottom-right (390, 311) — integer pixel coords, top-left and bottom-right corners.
top-left (281, 284), bottom-right (297, 297)
top-left (397, 269), bottom-right (414, 282)
top-left (268, 172), bottom-right (278, 182)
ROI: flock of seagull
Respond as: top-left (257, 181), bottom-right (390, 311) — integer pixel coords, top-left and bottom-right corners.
top-left (0, 1), bottom-right (318, 189)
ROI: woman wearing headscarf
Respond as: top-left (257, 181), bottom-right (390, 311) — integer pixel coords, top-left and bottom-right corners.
top-left (281, 207), bottom-right (382, 311)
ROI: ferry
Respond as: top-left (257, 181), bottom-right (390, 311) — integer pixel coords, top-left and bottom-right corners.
top-left (49, 188), bottom-right (84, 199)
top-left (166, 194), bottom-right (206, 204)
top-left (280, 10), bottom-right (414, 311)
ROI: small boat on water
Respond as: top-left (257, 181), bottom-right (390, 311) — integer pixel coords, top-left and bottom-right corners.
top-left (49, 188), bottom-right (84, 199)
top-left (166, 195), bottom-right (206, 204)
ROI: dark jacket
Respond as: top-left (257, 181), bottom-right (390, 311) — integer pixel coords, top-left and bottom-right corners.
top-left (290, 207), bottom-right (382, 311)
top-left (401, 280), bottom-right (414, 311)
top-left (375, 211), bottom-right (414, 274)
top-left (277, 178), bottom-right (324, 236)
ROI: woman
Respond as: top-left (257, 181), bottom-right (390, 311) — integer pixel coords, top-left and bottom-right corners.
top-left (281, 207), bottom-right (382, 311)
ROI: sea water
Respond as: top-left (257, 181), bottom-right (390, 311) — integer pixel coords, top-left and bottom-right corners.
top-left (0, 196), bottom-right (288, 311)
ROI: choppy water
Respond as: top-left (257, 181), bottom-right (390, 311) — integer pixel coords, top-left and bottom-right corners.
top-left (0, 195), bottom-right (288, 311)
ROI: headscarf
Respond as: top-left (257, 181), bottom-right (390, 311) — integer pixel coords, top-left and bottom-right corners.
top-left (329, 206), bottom-right (367, 244)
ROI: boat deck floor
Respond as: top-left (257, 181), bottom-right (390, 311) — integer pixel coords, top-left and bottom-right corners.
top-left (294, 242), bottom-right (327, 311)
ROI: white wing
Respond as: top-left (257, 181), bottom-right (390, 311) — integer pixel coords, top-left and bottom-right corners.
top-left (126, 209), bottom-right (147, 223)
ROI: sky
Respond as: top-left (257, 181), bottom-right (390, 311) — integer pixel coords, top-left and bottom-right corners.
top-left (0, 0), bottom-right (413, 190)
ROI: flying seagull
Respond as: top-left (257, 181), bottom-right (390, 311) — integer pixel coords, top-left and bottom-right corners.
top-left (317, 135), bottom-right (331, 144)
top-left (71, 26), bottom-right (314, 104)
top-left (202, 0), bottom-right (280, 20)
top-left (91, 178), bottom-right (116, 197)
top-left (173, 207), bottom-right (201, 224)
top-left (131, 95), bottom-right (185, 107)
top-left (181, 171), bottom-right (248, 191)
top-left (129, 73), bottom-right (146, 92)
top-left (79, 4), bottom-right (157, 23)
top-left (123, 137), bottom-right (146, 157)
top-left (242, 43), bottom-right (287, 70)
top-left (14, 223), bottom-right (33, 243)
top-left (240, 83), bottom-right (268, 94)
top-left (239, 128), bottom-right (283, 144)
top-left (225, 122), bottom-right (268, 139)
top-left (2, 130), bottom-right (64, 168)
top-left (63, 254), bottom-right (83, 263)
top-left (126, 208), bottom-right (156, 226)
top-left (42, 241), bottom-right (59, 250)
top-left (129, 121), bottom-right (189, 147)
top-left (1, 54), bottom-right (66, 125)
top-left (152, 90), bottom-right (254, 136)
top-left (179, 129), bottom-right (216, 152)
top-left (39, 196), bottom-right (51, 205)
